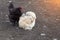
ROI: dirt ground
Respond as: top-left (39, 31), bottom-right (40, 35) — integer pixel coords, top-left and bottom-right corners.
top-left (0, 0), bottom-right (60, 40)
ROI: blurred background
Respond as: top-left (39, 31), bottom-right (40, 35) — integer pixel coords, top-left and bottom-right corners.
top-left (0, 0), bottom-right (60, 40)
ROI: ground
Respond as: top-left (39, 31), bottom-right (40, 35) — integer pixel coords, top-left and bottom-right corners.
top-left (0, 0), bottom-right (60, 40)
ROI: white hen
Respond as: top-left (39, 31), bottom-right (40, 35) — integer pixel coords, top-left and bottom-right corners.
top-left (18, 11), bottom-right (36, 30)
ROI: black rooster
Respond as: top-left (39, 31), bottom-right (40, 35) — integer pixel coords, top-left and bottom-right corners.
top-left (8, 1), bottom-right (22, 25)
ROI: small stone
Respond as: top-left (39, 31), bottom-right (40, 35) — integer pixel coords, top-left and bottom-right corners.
top-left (53, 38), bottom-right (57, 40)
top-left (8, 1), bottom-right (12, 3)
top-left (40, 33), bottom-right (46, 36)
top-left (56, 19), bottom-right (60, 21)
top-left (11, 37), bottom-right (14, 40)
top-left (43, 25), bottom-right (47, 28)
top-left (43, 25), bottom-right (48, 30)
top-left (28, 1), bottom-right (31, 4)
top-left (9, 35), bottom-right (14, 40)
top-left (6, 15), bottom-right (8, 17)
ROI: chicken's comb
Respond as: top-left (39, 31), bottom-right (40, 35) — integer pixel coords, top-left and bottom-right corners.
top-left (19, 7), bottom-right (22, 9)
